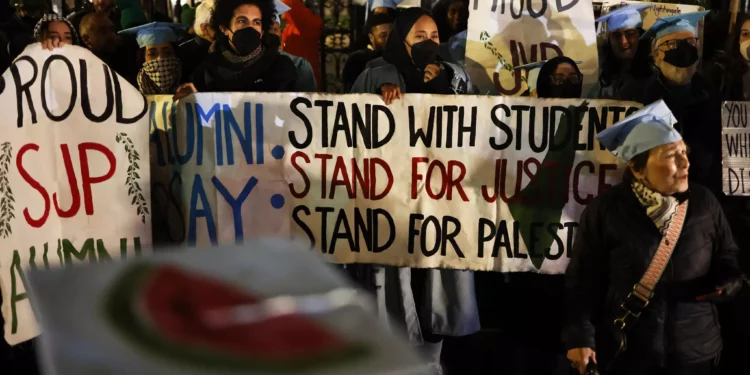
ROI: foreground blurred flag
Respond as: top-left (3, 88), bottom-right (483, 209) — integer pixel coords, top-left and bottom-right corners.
top-left (25, 238), bottom-right (431, 375)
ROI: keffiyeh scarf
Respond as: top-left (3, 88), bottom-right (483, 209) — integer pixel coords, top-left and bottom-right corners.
top-left (631, 180), bottom-right (680, 235)
top-left (138, 57), bottom-right (182, 95)
top-left (33, 14), bottom-right (79, 44)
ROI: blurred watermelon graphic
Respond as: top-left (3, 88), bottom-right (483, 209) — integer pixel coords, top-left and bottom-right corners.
top-left (103, 264), bottom-right (369, 372)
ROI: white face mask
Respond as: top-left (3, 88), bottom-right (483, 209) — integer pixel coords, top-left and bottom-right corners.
top-left (740, 39), bottom-right (750, 62)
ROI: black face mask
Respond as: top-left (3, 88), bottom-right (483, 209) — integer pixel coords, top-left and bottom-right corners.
top-left (548, 81), bottom-right (582, 99)
top-left (663, 40), bottom-right (699, 68)
top-left (408, 39), bottom-right (439, 70)
top-left (231, 27), bottom-right (262, 56)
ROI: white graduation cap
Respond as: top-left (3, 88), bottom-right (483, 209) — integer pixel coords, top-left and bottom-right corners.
top-left (641, 10), bottom-right (710, 41)
top-left (274, 0), bottom-right (291, 24)
top-left (596, 100), bottom-right (681, 161)
top-left (595, 3), bottom-right (652, 32)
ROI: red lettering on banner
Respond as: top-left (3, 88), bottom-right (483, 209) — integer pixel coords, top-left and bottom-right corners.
top-left (411, 157), bottom-right (469, 202)
top-left (314, 153), bottom-right (334, 199)
top-left (17, 142), bottom-right (116, 228)
top-left (78, 143), bottom-right (116, 215)
top-left (17, 144), bottom-right (50, 228)
top-left (369, 158), bottom-right (393, 201)
top-left (330, 157), bottom-right (354, 199)
top-left (289, 151), bottom-right (310, 198)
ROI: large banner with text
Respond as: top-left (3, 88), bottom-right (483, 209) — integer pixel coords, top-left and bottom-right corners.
top-left (149, 93), bottom-right (638, 275)
top-left (722, 101), bottom-right (750, 196)
top-left (0, 45), bottom-right (152, 345)
top-left (464, 0), bottom-right (600, 96)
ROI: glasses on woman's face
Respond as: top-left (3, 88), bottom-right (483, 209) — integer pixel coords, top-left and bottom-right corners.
top-left (550, 73), bottom-right (583, 85)
top-left (656, 37), bottom-right (699, 52)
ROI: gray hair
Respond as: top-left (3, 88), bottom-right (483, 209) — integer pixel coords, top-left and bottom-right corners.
top-left (194, 0), bottom-right (216, 39)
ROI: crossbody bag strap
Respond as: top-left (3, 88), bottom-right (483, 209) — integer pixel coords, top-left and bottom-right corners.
top-left (613, 200), bottom-right (689, 331)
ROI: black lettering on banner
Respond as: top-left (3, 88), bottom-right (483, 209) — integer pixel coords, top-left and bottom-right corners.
top-left (550, 106), bottom-right (574, 151)
top-left (372, 208), bottom-right (395, 253)
top-left (564, 222), bottom-right (578, 258)
top-left (725, 102), bottom-right (748, 128)
top-left (510, 0), bottom-right (523, 19)
top-left (41, 55), bottom-right (77, 122)
top-left (608, 106), bottom-right (625, 125)
top-left (728, 168), bottom-right (741, 194)
top-left (292, 205), bottom-right (315, 247)
top-left (112, 66), bottom-right (147, 124)
top-left (490, 104), bottom-right (513, 150)
top-left (460, 106), bottom-right (477, 147)
top-left (545, 222), bottom-right (564, 260)
top-left (316, 206), bottom-right (335, 253)
top-left (512, 105), bottom-right (531, 150)
top-left (409, 106), bottom-right (431, 147)
top-left (352, 104), bottom-right (372, 148)
top-left (421, 215), bottom-right (441, 257)
top-left (11, 56), bottom-right (38, 128)
top-left (625, 106), bottom-right (639, 117)
top-left (331, 102), bottom-right (353, 148)
top-left (442, 215), bottom-right (464, 258)
top-left (373, 105), bottom-right (395, 148)
top-left (477, 218), bottom-right (494, 258)
top-left (443, 106), bottom-right (458, 148)
top-left (586, 106), bottom-right (606, 151)
top-left (529, 106), bottom-right (547, 152)
top-left (316, 100), bottom-right (334, 147)
top-left (527, 0), bottom-right (547, 18)
top-left (289, 97), bottom-right (313, 148)
top-left (557, 0), bottom-right (579, 12)
top-left (79, 60), bottom-right (114, 122)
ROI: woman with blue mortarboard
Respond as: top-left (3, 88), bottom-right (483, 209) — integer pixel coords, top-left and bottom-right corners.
top-left (589, 4), bottom-right (655, 100)
top-left (119, 22), bottom-right (185, 95)
top-left (563, 101), bottom-right (746, 375)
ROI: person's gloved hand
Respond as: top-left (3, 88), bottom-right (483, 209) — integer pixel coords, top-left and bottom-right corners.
top-left (697, 276), bottom-right (748, 302)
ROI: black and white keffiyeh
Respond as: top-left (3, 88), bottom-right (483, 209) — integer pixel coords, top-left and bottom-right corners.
top-left (632, 179), bottom-right (680, 235)
top-left (138, 57), bottom-right (182, 95)
top-left (33, 14), bottom-right (79, 44)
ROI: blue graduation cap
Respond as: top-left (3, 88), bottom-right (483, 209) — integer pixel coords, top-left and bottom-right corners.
top-left (641, 10), bottom-right (709, 41)
top-left (370, 0), bottom-right (403, 10)
top-left (596, 4), bottom-right (652, 32)
top-left (274, 0), bottom-right (291, 24)
top-left (596, 100), bottom-right (681, 161)
top-left (118, 22), bottom-right (186, 48)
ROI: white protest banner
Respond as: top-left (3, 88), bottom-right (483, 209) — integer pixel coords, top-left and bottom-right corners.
top-left (463, 0), bottom-right (599, 95)
top-left (149, 93), bottom-right (639, 274)
top-left (26, 239), bottom-right (430, 375)
top-left (722, 101), bottom-right (750, 196)
top-left (0, 45), bottom-right (152, 345)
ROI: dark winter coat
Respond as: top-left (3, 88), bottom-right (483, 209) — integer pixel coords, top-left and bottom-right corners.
top-left (562, 183), bottom-right (742, 367)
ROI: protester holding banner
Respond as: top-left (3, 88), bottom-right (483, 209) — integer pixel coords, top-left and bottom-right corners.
top-left (535, 57), bottom-right (584, 99)
top-left (351, 7), bottom-right (473, 101)
top-left (120, 22), bottom-right (184, 95)
top-left (33, 14), bottom-right (79, 50)
top-left (349, 8), bottom-right (479, 373)
top-left (564, 100), bottom-right (745, 375)
top-left (271, 0), bottom-right (317, 92)
top-left (342, 12), bottom-right (394, 92)
top-left (173, 0), bottom-right (297, 98)
top-left (588, 4), bottom-right (654, 100)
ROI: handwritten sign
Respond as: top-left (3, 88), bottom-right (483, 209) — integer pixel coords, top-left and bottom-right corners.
top-left (464, 0), bottom-right (599, 95)
top-left (149, 93), bottom-right (639, 274)
top-left (722, 101), bottom-right (750, 196)
top-left (597, 1), bottom-right (705, 43)
top-left (0, 45), bottom-right (152, 345)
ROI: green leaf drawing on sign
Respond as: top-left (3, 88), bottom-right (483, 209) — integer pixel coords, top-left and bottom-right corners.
top-left (117, 134), bottom-right (149, 224)
top-left (508, 102), bottom-right (588, 269)
top-left (0, 142), bottom-right (15, 239)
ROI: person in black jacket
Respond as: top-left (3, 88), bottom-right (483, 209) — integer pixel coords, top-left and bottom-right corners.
top-left (179, 0), bottom-right (214, 83)
top-left (563, 100), bottom-right (745, 375)
top-left (342, 12), bottom-right (394, 92)
top-left (174, 0), bottom-right (296, 98)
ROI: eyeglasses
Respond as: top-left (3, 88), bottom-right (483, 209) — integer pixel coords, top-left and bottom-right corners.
top-left (656, 38), bottom-right (699, 52)
top-left (550, 73), bottom-right (583, 85)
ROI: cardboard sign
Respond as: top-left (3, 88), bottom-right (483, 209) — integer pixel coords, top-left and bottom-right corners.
top-left (0, 45), bottom-right (152, 345)
top-left (463, 0), bottom-right (600, 95)
top-left (722, 101), bottom-right (750, 196)
top-left (25, 239), bottom-right (430, 375)
top-left (149, 93), bottom-right (639, 274)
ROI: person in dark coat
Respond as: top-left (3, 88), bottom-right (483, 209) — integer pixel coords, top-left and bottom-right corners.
top-left (349, 8), bottom-right (480, 374)
top-left (618, 11), bottom-right (721, 197)
top-left (179, 0), bottom-right (214, 83)
top-left (342, 11), bottom-right (394, 92)
top-left (536, 56), bottom-right (584, 99)
top-left (588, 4), bottom-right (655, 100)
top-left (564, 100), bottom-right (745, 375)
top-left (174, 0), bottom-right (297, 97)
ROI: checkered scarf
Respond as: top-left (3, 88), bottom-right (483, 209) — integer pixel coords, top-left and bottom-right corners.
top-left (33, 14), bottom-right (79, 44)
top-left (632, 179), bottom-right (679, 236)
top-left (138, 57), bottom-right (182, 95)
